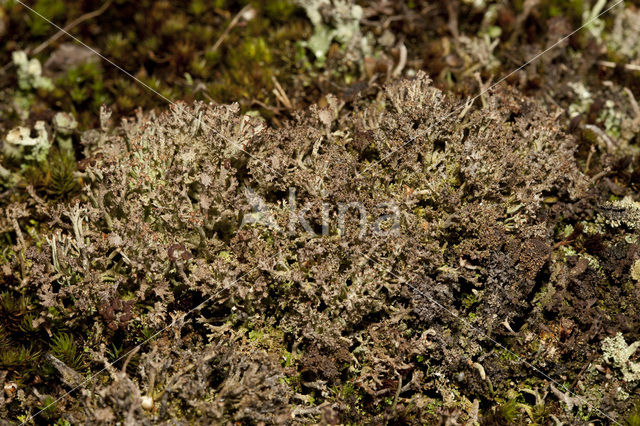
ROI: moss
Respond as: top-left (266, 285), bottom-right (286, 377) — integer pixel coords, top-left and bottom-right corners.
top-left (264, 0), bottom-right (298, 20)
top-left (51, 62), bottom-right (109, 126)
top-left (627, 406), bottom-right (640, 426)
top-left (540, 0), bottom-right (584, 23)
top-left (50, 333), bottom-right (84, 370)
top-left (27, 0), bottom-right (67, 37)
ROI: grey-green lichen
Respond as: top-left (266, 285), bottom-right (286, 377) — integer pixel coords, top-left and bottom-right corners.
top-left (296, 0), bottom-right (370, 62)
top-left (608, 5), bottom-right (640, 61)
top-left (3, 121), bottom-right (50, 163)
top-left (631, 260), bottom-right (640, 282)
top-left (12, 50), bottom-right (53, 92)
top-left (602, 333), bottom-right (640, 383)
top-left (602, 197), bottom-right (640, 230)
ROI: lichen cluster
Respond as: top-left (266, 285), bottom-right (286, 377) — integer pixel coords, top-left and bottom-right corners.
top-left (1, 72), bottom-right (638, 423)
top-left (1, 0), bottom-right (640, 424)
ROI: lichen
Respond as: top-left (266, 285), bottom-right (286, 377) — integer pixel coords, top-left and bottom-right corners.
top-left (602, 333), bottom-right (640, 382)
top-left (296, 0), bottom-right (370, 63)
top-left (608, 5), bottom-right (640, 61)
top-left (12, 51), bottom-right (53, 92)
top-left (631, 260), bottom-right (640, 282)
top-left (1, 73), bottom-right (610, 423)
top-left (3, 121), bottom-right (50, 163)
top-left (603, 196), bottom-right (640, 230)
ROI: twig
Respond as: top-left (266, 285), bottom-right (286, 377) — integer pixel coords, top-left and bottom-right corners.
top-left (598, 60), bottom-right (640, 73)
top-left (392, 42), bottom-right (407, 77)
top-left (584, 124), bottom-right (618, 152)
top-left (26, 185), bottom-right (46, 206)
top-left (31, 0), bottom-right (113, 57)
top-left (473, 72), bottom-right (492, 108)
top-left (120, 345), bottom-right (140, 374)
top-left (0, 0), bottom-right (112, 74)
top-left (585, 145), bottom-right (595, 174)
top-left (46, 354), bottom-right (84, 388)
top-left (446, 1), bottom-right (459, 42)
top-left (271, 76), bottom-right (293, 110)
top-left (590, 167), bottom-right (612, 184)
top-left (211, 5), bottom-right (253, 52)
top-left (623, 87), bottom-right (640, 126)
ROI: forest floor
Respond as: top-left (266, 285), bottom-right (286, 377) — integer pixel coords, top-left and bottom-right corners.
top-left (1, 0), bottom-right (640, 424)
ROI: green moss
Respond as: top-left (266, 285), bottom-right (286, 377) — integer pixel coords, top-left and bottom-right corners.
top-left (543, 0), bottom-right (584, 21)
top-left (499, 349), bottom-right (520, 362)
top-left (263, 0), bottom-right (298, 21)
top-left (52, 62), bottom-right (109, 125)
top-left (44, 149), bottom-right (79, 198)
top-left (37, 395), bottom-right (59, 420)
top-left (161, 13), bottom-right (189, 36)
top-left (189, 0), bottom-right (207, 15)
top-left (50, 333), bottom-right (84, 370)
top-left (105, 32), bottom-right (130, 57)
top-left (28, 0), bottom-right (67, 36)
top-left (627, 406), bottom-right (640, 426)
top-left (0, 344), bottom-right (40, 370)
top-left (496, 399), bottom-right (520, 423)
top-left (461, 292), bottom-right (480, 309)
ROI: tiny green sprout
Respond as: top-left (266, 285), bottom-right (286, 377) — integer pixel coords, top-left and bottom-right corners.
top-left (50, 333), bottom-right (83, 370)
top-left (45, 149), bottom-right (79, 198)
top-left (189, 0), bottom-right (207, 15)
top-left (0, 345), bottom-right (40, 369)
top-left (38, 394), bottom-right (58, 419)
top-left (184, 72), bottom-right (194, 86)
top-left (106, 343), bottom-right (124, 361)
top-left (265, 0), bottom-right (297, 20)
top-left (19, 313), bottom-right (38, 333)
top-left (248, 329), bottom-right (264, 341)
top-left (496, 399), bottom-right (520, 423)
top-left (0, 291), bottom-right (31, 315)
top-left (141, 326), bottom-right (156, 342)
top-left (627, 406), bottom-right (640, 426)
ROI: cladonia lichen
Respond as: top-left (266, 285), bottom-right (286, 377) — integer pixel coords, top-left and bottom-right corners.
top-left (296, 0), bottom-right (370, 62)
top-left (602, 333), bottom-right (640, 382)
top-left (3, 121), bottom-right (50, 162)
top-left (631, 260), bottom-right (640, 282)
top-left (12, 50), bottom-right (53, 91)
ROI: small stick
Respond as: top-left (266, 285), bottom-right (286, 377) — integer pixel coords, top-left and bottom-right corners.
top-left (584, 124), bottom-right (618, 152)
top-left (623, 87), bottom-right (640, 126)
top-left (0, 0), bottom-right (112, 74)
top-left (31, 0), bottom-right (113, 57)
top-left (271, 76), bottom-right (293, 110)
top-left (211, 5), bottom-right (254, 52)
top-left (598, 60), bottom-right (640, 73)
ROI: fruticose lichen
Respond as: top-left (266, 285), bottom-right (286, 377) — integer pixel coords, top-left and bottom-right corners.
top-left (296, 0), bottom-right (370, 63)
top-left (12, 50), bottom-right (53, 92)
top-left (1, 72), bottom-right (639, 424)
top-left (3, 121), bottom-right (50, 163)
top-left (602, 333), bottom-right (640, 383)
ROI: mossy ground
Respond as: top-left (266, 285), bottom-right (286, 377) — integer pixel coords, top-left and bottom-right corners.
top-left (1, 0), bottom-right (640, 424)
